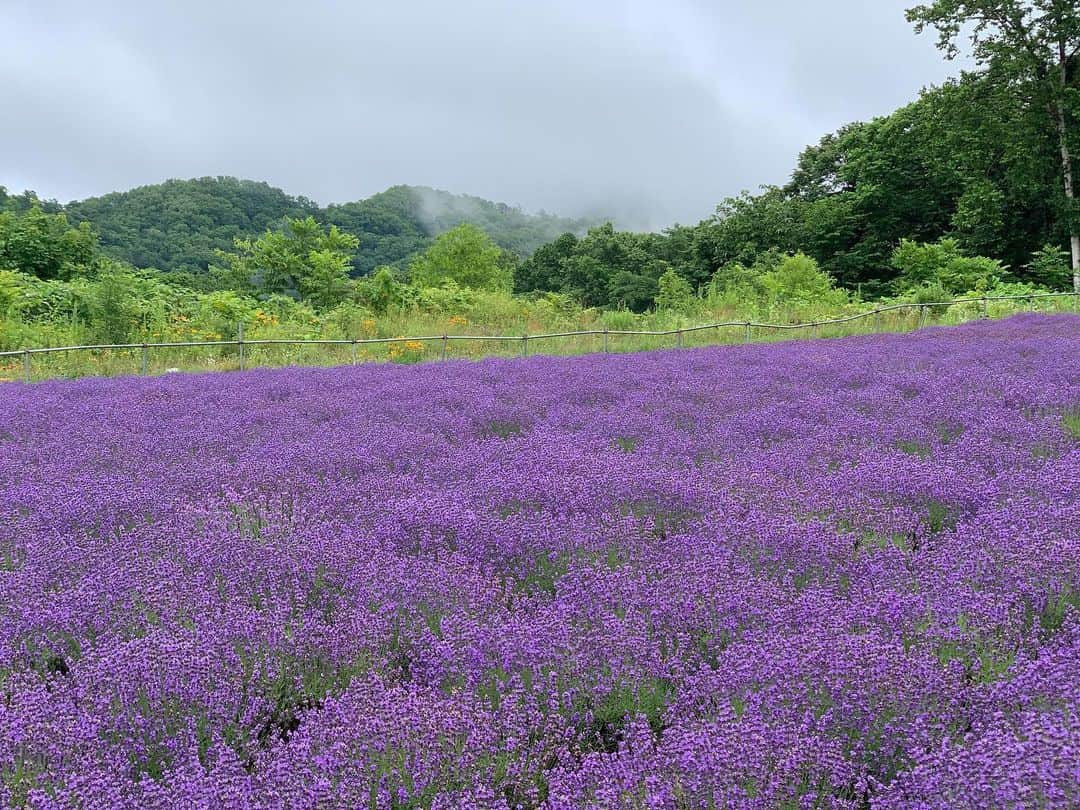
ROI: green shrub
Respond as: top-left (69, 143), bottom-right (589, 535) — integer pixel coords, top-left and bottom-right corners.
top-left (656, 268), bottom-right (694, 313)
top-left (1027, 244), bottom-right (1072, 290)
top-left (908, 283), bottom-right (953, 317)
top-left (892, 239), bottom-right (1004, 295)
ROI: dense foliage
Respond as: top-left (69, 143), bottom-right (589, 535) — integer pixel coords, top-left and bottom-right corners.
top-left (49, 179), bottom-right (593, 277)
top-left (0, 206), bottom-right (98, 281)
top-left (512, 68), bottom-right (1077, 304)
top-left (408, 224), bottom-right (515, 294)
top-left (325, 186), bottom-right (593, 276)
top-left (63, 178), bottom-right (320, 274)
top-left (907, 0), bottom-right (1080, 289)
top-left (1, 316), bottom-right (1077, 806)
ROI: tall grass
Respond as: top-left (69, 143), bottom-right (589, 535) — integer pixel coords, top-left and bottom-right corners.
top-left (2, 292), bottom-right (1075, 382)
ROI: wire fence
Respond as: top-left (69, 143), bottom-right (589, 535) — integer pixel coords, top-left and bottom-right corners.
top-left (2, 291), bottom-right (1078, 383)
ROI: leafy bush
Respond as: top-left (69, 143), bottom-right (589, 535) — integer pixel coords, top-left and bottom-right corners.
top-left (194, 290), bottom-right (258, 339)
top-left (414, 279), bottom-right (477, 314)
top-left (760, 252), bottom-right (842, 306)
top-left (600, 308), bottom-right (640, 331)
top-left (0, 270), bottom-right (34, 318)
top-left (892, 239), bottom-right (1004, 295)
top-left (707, 262), bottom-right (766, 311)
top-left (1026, 244), bottom-right (1072, 290)
top-left (906, 283), bottom-right (953, 316)
top-left (656, 268), bottom-right (694, 312)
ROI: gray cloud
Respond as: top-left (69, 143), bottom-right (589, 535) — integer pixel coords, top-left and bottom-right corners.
top-left (1, 0), bottom-right (959, 228)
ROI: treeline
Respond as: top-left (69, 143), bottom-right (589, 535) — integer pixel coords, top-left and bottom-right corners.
top-left (0, 199), bottom-right (533, 349)
top-left (515, 73), bottom-right (1076, 308)
top-left (520, 1), bottom-right (1080, 307)
top-left (42, 179), bottom-right (595, 278)
top-left (0, 197), bottom-right (1053, 360)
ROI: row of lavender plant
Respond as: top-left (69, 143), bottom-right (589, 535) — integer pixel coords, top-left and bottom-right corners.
top-left (0, 313), bottom-right (1077, 808)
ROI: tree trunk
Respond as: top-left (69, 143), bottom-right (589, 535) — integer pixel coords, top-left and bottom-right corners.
top-left (1057, 39), bottom-right (1080, 293)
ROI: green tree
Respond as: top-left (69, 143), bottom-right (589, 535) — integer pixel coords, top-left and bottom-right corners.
top-left (514, 232), bottom-right (579, 293)
top-left (560, 254), bottom-right (611, 308)
top-left (210, 217), bottom-right (358, 309)
top-left (697, 189), bottom-right (805, 274)
top-left (656, 267), bottom-right (694, 312)
top-left (300, 249), bottom-right (353, 310)
top-left (891, 238), bottom-right (1004, 294)
top-left (570, 224), bottom-right (659, 308)
top-left (760, 253), bottom-right (843, 306)
top-left (907, 0), bottom-right (1080, 291)
top-left (0, 206), bottom-right (98, 280)
top-left (1028, 242), bottom-right (1072, 287)
top-left (784, 69), bottom-right (1076, 289)
top-left (606, 271), bottom-right (657, 313)
top-left (409, 223), bottom-right (510, 292)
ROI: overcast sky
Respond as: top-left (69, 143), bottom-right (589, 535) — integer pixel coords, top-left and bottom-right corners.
top-left (1, 0), bottom-right (961, 228)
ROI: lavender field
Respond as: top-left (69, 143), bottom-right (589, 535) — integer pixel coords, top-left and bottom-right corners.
top-left (1, 314), bottom-right (1078, 809)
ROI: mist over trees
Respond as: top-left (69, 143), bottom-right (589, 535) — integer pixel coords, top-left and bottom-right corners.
top-left (511, 1), bottom-right (1079, 306)
top-left (53, 179), bottom-right (596, 278)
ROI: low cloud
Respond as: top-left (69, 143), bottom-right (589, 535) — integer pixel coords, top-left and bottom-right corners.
top-left (1, 0), bottom-right (958, 227)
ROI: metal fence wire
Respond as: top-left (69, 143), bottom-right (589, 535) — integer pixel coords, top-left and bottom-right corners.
top-left (2, 292), bottom-right (1077, 383)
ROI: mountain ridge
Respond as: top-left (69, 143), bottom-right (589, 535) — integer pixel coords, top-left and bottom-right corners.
top-left (47, 176), bottom-right (598, 275)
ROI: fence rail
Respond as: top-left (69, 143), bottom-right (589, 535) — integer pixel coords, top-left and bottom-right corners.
top-left (3, 292), bottom-right (1077, 382)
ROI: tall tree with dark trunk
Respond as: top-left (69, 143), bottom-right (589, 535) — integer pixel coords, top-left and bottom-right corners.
top-left (907, 0), bottom-right (1080, 291)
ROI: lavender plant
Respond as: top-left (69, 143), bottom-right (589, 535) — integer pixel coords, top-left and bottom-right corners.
top-left (0, 314), bottom-right (1076, 808)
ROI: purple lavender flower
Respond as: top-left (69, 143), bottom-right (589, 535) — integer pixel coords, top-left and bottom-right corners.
top-left (0, 313), bottom-right (1077, 808)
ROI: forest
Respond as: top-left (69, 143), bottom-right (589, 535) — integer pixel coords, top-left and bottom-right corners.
top-left (1, 0), bottom-right (1077, 367)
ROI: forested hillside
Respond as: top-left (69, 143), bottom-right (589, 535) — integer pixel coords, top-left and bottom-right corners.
top-left (57, 178), bottom-right (594, 276)
top-left (515, 68), bottom-right (1077, 306)
top-left (63, 178), bottom-right (320, 274)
